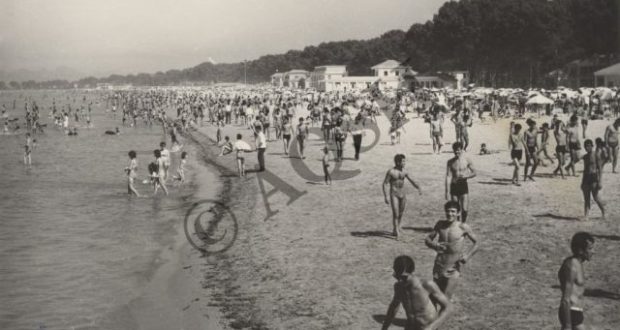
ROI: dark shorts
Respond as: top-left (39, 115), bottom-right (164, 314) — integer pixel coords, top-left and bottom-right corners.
top-left (511, 149), bottom-right (523, 160)
top-left (450, 179), bottom-right (469, 197)
top-left (283, 134), bottom-right (291, 141)
top-left (559, 309), bottom-right (584, 328)
top-left (555, 145), bottom-right (567, 154)
top-left (526, 146), bottom-right (536, 157)
top-left (581, 173), bottom-right (599, 190)
top-left (581, 119), bottom-right (588, 126)
top-left (569, 141), bottom-right (581, 151)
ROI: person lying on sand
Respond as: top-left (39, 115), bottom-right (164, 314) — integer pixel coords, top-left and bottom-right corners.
top-left (381, 255), bottom-right (453, 330)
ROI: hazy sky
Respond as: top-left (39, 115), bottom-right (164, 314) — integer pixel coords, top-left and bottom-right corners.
top-left (1, 0), bottom-right (447, 78)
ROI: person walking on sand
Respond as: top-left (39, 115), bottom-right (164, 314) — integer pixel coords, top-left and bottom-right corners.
top-left (125, 150), bottom-right (141, 197)
top-left (580, 139), bottom-right (606, 220)
top-left (604, 118), bottom-right (620, 173)
top-left (537, 122), bottom-right (554, 166)
top-left (152, 149), bottom-right (169, 196)
top-left (445, 142), bottom-right (476, 222)
top-left (429, 112), bottom-right (443, 154)
top-left (233, 134), bottom-right (249, 177)
top-left (295, 117), bottom-right (309, 159)
top-left (558, 232), bottom-right (594, 330)
top-left (349, 113), bottom-right (365, 160)
top-left (509, 123), bottom-right (526, 185)
top-left (425, 201), bottom-right (479, 299)
top-left (382, 154), bottom-right (423, 239)
top-left (381, 255), bottom-right (453, 330)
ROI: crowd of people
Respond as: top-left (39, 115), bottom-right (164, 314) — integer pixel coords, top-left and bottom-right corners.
top-left (3, 83), bottom-right (618, 329)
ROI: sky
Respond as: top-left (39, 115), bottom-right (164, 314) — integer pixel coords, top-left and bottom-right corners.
top-left (0, 0), bottom-right (447, 79)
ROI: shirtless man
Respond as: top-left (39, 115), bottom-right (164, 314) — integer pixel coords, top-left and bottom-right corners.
top-left (604, 118), bottom-right (620, 173)
top-left (383, 154), bottom-right (423, 239)
top-left (553, 117), bottom-right (568, 179)
top-left (509, 123), bottom-right (526, 185)
top-left (381, 255), bottom-right (453, 330)
top-left (565, 115), bottom-right (581, 177)
top-left (425, 201), bottom-right (479, 299)
top-left (581, 139), bottom-right (606, 220)
top-left (429, 112), bottom-right (443, 154)
top-left (445, 142), bottom-right (476, 223)
top-left (558, 232), bottom-right (594, 330)
top-left (159, 142), bottom-right (171, 182)
top-left (523, 119), bottom-right (539, 181)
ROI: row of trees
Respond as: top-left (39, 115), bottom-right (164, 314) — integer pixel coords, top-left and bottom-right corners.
top-left (1, 0), bottom-right (616, 89)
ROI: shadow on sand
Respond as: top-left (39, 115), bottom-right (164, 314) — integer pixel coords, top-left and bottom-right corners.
top-left (591, 234), bottom-right (620, 241)
top-left (551, 285), bottom-right (620, 301)
top-left (478, 181), bottom-right (511, 186)
top-left (351, 230), bottom-right (395, 240)
top-left (402, 226), bottom-right (434, 233)
top-left (372, 314), bottom-right (408, 327)
top-left (533, 213), bottom-right (581, 221)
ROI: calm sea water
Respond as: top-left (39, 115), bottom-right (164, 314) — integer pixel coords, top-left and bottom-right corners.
top-left (0, 91), bottom-right (198, 330)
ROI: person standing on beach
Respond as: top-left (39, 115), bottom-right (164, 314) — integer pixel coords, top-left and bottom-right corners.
top-left (565, 115), bottom-right (581, 177)
top-left (558, 232), bottom-right (594, 330)
top-left (322, 146), bottom-right (332, 185)
top-left (382, 154), bottom-right (423, 239)
top-left (255, 126), bottom-right (267, 172)
top-left (126, 150), bottom-right (141, 197)
top-left (349, 113), bottom-right (365, 160)
top-left (425, 201), bottom-right (479, 299)
top-left (160, 142), bottom-right (171, 182)
top-left (523, 119), bottom-right (539, 182)
top-left (553, 117), bottom-right (568, 179)
top-left (580, 139), bottom-right (606, 220)
top-left (509, 123), bottom-right (526, 185)
top-left (233, 134), bottom-right (248, 177)
top-left (152, 149), bottom-right (169, 196)
top-left (445, 142), bottom-right (476, 222)
top-left (295, 117), bottom-right (309, 159)
top-left (537, 123), bottom-right (554, 166)
top-left (281, 117), bottom-right (293, 156)
top-left (381, 255), bottom-right (453, 330)
top-left (604, 118), bottom-right (620, 173)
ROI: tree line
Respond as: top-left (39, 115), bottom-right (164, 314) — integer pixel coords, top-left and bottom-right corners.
top-left (1, 0), bottom-right (616, 90)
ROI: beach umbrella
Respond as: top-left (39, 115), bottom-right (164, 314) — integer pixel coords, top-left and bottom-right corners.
top-left (594, 88), bottom-right (614, 100)
top-left (526, 94), bottom-right (554, 105)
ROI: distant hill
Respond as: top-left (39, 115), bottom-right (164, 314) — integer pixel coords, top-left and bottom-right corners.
top-left (2, 0), bottom-right (616, 89)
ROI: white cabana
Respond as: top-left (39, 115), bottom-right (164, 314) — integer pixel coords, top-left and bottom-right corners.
top-left (526, 94), bottom-right (554, 105)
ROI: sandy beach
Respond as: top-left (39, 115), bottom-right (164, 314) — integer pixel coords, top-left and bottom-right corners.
top-left (188, 105), bottom-right (620, 330)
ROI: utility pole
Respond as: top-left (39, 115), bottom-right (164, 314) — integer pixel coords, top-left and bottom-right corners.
top-left (244, 60), bottom-right (247, 85)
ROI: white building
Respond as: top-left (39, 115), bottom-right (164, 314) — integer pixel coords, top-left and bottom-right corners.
top-left (271, 72), bottom-right (284, 87)
top-left (283, 70), bottom-right (310, 89)
top-left (595, 62), bottom-right (620, 87)
top-left (306, 60), bottom-right (413, 92)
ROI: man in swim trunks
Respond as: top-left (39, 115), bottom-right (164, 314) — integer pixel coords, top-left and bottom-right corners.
top-left (558, 232), bottom-right (594, 330)
top-left (565, 115), bottom-right (581, 176)
top-left (523, 119), bottom-right (539, 181)
top-left (381, 255), bottom-right (453, 330)
top-left (445, 142), bottom-right (476, 222)
top-left (425, 201), bottom-right (479, 299)
top-left (580, 139), bottom-right (606, 220)
top-left (382, 154), bottom-right (423, 239)
top-left (604, 118), bottom-right (620, 173)
top-left (508, 122), bottom-right (525, 185)
top-left (553, 116), bottom-right (568, 179)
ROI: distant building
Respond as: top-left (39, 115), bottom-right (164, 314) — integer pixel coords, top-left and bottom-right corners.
top-left (406, 71), bottom-right (467, 90)
top-left (271, 72), bottom-right (284, 87)
top-left (283, 70), bottom-right (310, 89)
top-left (594, 62), bottom-right (620, 87)
top-left (563, 54), bottom-right (619, 88)
top-left (305, 60), bottom-right (412, 92)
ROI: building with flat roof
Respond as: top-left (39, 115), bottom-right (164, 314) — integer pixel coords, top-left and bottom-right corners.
top-left (283, 70), bottom-right (310, 89)
top-left (271, 72), bottom-right (284, 87)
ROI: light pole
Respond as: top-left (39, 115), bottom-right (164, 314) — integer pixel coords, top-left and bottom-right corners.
top-left (244, 60), bottom-right (247, 85)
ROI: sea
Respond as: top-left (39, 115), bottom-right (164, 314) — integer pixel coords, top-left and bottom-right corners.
top-left (0, 91), bottom-right (203, 330)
